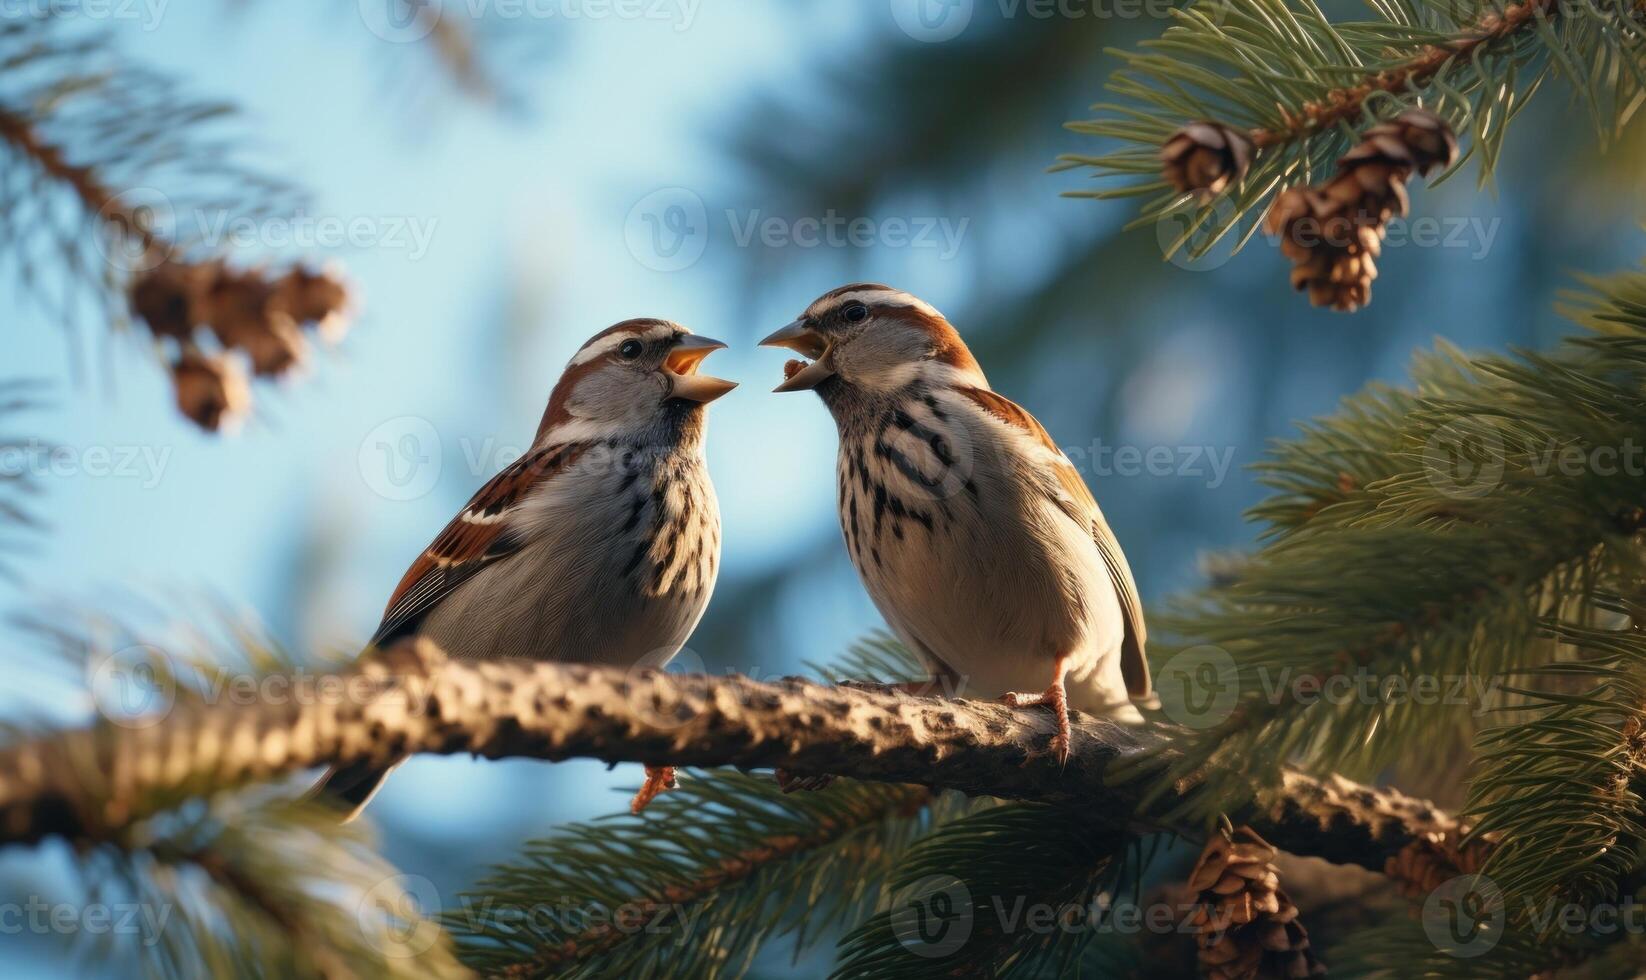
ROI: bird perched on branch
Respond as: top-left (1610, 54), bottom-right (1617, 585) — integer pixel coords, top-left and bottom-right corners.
top-left (762, 285), bottom-right (1150, 764)
top-left (314, 320), bottom-right (735, 818)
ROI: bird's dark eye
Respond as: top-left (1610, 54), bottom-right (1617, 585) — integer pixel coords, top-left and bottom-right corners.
top-left (843, 303), bottom-right (870, 323)
top-left (618, 339), bottom-right (644, 360)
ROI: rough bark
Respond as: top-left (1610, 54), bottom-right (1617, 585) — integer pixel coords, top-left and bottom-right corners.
top-left (0, 640), bottom-right (1466, 877)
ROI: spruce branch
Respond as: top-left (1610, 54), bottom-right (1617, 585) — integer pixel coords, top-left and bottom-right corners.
top-left (833, 803), bottom-right (1144, 979)
top-left (0, 98), bottom-right (167, 260)
top-left (1328, 914), bottom-right (1580, 978)
top-left (0, 638), bottom-right (1467, 881)
top-left (1462, 617), bottom-right (1646, 927)
top-left (1243, 0), bottom-right (1564, 152)
top-left (451, 774), bottom-right (955, 979)
top-left (0, 19), bottom-right (354, 430)
top-left (453, 641), bottom-right (958, 979)
top-left (0, 379), bottom-right (49, 580)
top-left (347, 0), bottom-right (559, 112)
top-left (3, 603), bottom-right (460, 979)
top-left (45, 796), bottom-right (467, 980)
top-left (1148, 255), bottom-right (1646, 827)
top-left (1062, 0), bottom-right (1646, 277)
top-left (397, 0), bottom-right (489, 98)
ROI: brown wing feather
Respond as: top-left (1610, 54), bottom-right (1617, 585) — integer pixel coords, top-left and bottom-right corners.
top-left (1089, 506), bottom-right (1150, 699)
top-left (956, 387), bottom-right (1150, 698)
top-left (372, 442), bottom-right (589, 646)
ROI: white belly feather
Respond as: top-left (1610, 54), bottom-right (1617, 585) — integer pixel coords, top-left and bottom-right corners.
top-left (421, 448), bottom-right (719, 667)
top-left (838, 393), bottom-right (1133, 717)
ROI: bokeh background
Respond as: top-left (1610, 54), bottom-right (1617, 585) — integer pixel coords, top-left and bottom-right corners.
top-left (3, 1), bottom-right (1645, 975)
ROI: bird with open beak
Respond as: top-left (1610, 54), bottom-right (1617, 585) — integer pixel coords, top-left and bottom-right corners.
top-left (762, 284), bottom-right (1151, 765)
top-left (315, 319), bottom-right (736, 818)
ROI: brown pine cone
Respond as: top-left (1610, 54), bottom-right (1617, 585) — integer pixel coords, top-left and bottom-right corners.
top-left (238, 313), bottom-right (310, 377)
top-left (172, 350), bottom-right (251, 432)
top-left (1185, 827), bottom-right (1325, 980)
top-left (1361, 109), bottom-right (1459, 178)
top-left (271, 265), bottom-right (352, 343)
top-left (1161, 121), bottom-right (1254, 197)
top-left (1384, 832), bottom-right (1491, 901)
top-left (197, 264), bottom-right (278, 349)
top-left (1264, 108), bottom-right (1457, 313)
top-left (1335, 139), bottom-right (1415, 225)
top-left (196, 263), bottom-right (328, 376)
top-left (1264, 187), bottom-right (1384, 313)
top-left (138, 257), bottom-right (351, 429)
top-left (129, 262), bottom-right (203, 340)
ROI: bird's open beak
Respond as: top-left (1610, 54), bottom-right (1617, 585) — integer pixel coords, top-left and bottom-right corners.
top-left (760, 319), bottom-right (833, 392)
top-left (665, 335), bottom-right (737, 403)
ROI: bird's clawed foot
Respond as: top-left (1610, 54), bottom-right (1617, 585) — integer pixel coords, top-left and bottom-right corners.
top-left (998, 680), bottom-right (1071, 767)
top-left (630, 765), bottom-right (677, 814)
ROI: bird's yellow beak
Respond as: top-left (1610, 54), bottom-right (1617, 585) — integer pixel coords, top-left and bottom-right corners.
top-left (760, 319), bottom-right (834, 392)
top-left (665, 335), bottom-right (737, 403)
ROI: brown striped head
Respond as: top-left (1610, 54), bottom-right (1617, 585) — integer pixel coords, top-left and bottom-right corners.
top-left (760, 284), bottom-right (984, 397)
top-left (534, 319), bottom-right (735, 444)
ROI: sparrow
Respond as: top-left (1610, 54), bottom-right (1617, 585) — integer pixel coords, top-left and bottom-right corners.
top-left (761, 284), bottom-right (1150, 764)
top-left (315, 319), bottom-right (735, 818)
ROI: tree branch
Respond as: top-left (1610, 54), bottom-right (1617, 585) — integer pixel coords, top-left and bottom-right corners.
top-left (390, 0), bottom-right (494, 101)
top-left (0, 640), bottom-right (1465, 877)
top-left (498, 783), bottom-right (933, 978)
top-left (0, 102), bottom-right (171, 263)
top-left (1248, 0), bottom-right (1562, 150)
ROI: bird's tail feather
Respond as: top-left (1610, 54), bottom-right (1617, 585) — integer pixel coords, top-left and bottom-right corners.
top-left (307, 758), bottom-right (403, 823)
top-left (1068, 671), bottom-right (1150, 724)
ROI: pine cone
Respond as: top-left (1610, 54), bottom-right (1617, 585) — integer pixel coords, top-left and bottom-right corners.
top-left (1161, 121), bottom-right (1254, 197)
top-left (129, 262), bottom-right (203, 340)
top-left (135, 258), bottom-right (352, 429)
top-left (1265, 187), bottom-right (1382, 313)
top-left (271, 265), bottom-right (352, 343)
top-left (172, 350), bottom-right (251, 432)
top-left (1264, 108), bottom-right (1456, 312)
top-left (1384, 832), bottom-right (1490, 901)
top-left (195, 263), bottom-right (332, 376)
top-left (197, 264), bottom-right (276, 349)
top-left (1185, 827), bottom-right (1324, 980)
top-left (237, 313), bottom-right (309, 377)
top-left (1361, 109), bottom-right (1459, 178)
